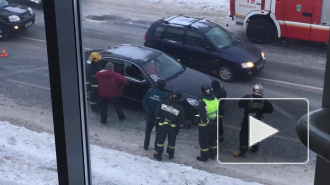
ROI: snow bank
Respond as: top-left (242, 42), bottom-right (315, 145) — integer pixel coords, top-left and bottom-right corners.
top-left (0, 121), bottom-right (261, 185)
top-left (135, 0), bottom-right (230, 11)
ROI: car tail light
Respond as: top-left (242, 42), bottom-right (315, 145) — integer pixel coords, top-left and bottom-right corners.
top-left (144, 34), bottom-right (147, 42)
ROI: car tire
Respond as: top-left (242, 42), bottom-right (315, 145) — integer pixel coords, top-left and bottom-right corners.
top-left (0, 25), bottom-right (8, 41)
top-left (218, 65), bottom-right (235, 82)
top-left (246, 18), bottom-right (275, 44)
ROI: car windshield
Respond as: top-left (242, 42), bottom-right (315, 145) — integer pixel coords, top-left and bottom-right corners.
top-left (141, 53), bottom-right (184, 81)
top-left (205, 26), bottom-right (238, 49)
top-left (0, 0), bottom-right (8, 8)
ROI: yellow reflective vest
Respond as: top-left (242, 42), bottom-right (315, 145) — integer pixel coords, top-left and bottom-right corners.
top-left (203, 98), bottom-right (218, 120)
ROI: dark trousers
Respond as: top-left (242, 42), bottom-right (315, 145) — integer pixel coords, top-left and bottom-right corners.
top-left (156, 124), bottom-right (177, 157)
top-left (198, 121), bottom-right (217, 159)
top-left (99, 97), bottom-right (125, 123)
top-left (89, 84), bottom-right (99, 111)
top-left (239, 120), bottom-right (259, 154)
top-left (144, 115), bottom-right (157, 149)
top-left (218, 118), bottom-right (224, 137)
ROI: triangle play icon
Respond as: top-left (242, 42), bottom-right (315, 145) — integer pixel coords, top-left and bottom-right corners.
top-left (249, 116), bottom-right (279, 147)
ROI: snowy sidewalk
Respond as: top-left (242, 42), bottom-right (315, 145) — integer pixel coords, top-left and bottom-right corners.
top-left (0, 121), bottom-right (261, 185)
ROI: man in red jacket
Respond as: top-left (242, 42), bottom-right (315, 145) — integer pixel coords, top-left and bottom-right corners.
top-left (95, 62), bottom-right (127, 124)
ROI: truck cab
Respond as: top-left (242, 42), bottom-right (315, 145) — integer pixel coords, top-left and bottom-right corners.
top-left (227, 0), bottom-right (330, 44)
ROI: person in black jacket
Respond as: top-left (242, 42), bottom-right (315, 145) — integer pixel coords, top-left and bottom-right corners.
top-left (142, 79), bottom-right (169, 150)
top-left (211, 80), bottom-right (226, 141)
top-left (153, 88), bottom-right (185, 161)
top-left (86, 52), bottom-right (102, 113)
top-left (234, 84), bottom-right (274, 157)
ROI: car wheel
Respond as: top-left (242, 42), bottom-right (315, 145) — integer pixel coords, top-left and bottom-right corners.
top-left (218, 65), bottom-right (234, 82)
top-left (0, 25), bottom-right (8, 41)
top-left (246, 18), bottom-right (275, 44)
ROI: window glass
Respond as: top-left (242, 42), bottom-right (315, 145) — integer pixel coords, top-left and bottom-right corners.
top-left (163, 28), bottom-right (184, 43)
top-left (186, 31), bottom-right (211, 48)
top-left (124, 62), bottom-right (145, 81)
top-left (153, 26), bottom-right (165, 38)
top-left (0, 0), bottom-right (8, 7)
top-left (141, 53), bottom-right (184, 80)
top-left (205, 26), bottom-right (237, 48)
top-left (104, 58), bottom-right (125, 75)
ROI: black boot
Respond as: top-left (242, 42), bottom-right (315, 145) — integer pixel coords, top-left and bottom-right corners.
top-left (209, 148), bottom-right (217, 160)
top-left (153, 153), bottom-right (162, 161)
top-left (196, 151), bottom-right (209, 162)
top-left (166, 147), bottom-right (175, 159)
top-left (143, 140), bottom-right (149, 150)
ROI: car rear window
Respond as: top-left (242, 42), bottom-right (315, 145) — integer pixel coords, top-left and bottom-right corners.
top-left (163, 28), bottom-right (184, 43)
top-left (153, 26), bottom-right (165, 38)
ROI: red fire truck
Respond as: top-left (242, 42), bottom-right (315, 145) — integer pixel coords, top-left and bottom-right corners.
top-left (226, 0), bottom-right (330, 44)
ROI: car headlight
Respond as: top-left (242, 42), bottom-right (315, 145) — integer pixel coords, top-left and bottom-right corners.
top-left (241, 62), bottom-right (254, 68)
top-left (261, 52), bottom-right (265, 60)
top-left (186, 98), bottom-right (199, 107)
top-left (8, 15), bottom-right (20, 22)
top-left (28, 7), bottom-right (33, 15)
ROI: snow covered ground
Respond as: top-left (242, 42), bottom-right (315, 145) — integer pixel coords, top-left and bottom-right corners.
top-left (136, 0), bottom-right (230, 11)
top-left (0, 121), bottom-right (261, 185)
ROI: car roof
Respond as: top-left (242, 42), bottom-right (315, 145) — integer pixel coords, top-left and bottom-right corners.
top-left (159, 15), bottom-right (216, 33)
top-left (101, 44), bottom-right (162, 65)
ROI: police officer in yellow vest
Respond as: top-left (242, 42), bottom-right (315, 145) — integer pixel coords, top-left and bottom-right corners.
top-left (196, 84), bottom-right (218, 162)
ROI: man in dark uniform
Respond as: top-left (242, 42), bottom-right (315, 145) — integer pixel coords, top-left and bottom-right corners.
top-left (142, 78), bottom-right (169, 150)
top-left (211, 80), bottom-right (227, 141)
top-left (86, 51), bottom-right (107, 113)
top-left (86, 52), bottom-right (102, 113)
top-left (196, 84), bottom-right (218, 162)
top-left (234, 84), bottom-right (273, 157)
top-left (153, 88), bottom-right (185, 161)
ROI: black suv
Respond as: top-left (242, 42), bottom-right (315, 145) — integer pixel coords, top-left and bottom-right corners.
top-left (86, 44), bottom-right (226, 122)
top-left (144, 15), bottom-right (266, 81)
top-left (0, 0), bottom-right (35, 40)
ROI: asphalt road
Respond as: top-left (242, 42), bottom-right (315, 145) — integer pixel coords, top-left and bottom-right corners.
top-left (0, 3), bottom-right (325, 166)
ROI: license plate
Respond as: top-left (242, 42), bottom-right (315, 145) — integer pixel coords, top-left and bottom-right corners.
top-left (25, 21), bottom-right (32, 28)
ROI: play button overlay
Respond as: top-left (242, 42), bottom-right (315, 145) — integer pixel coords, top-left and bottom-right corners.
top-left (249, 116), bottom-right (279, 147)
top-left (217, 98), bottom-right (309, 164)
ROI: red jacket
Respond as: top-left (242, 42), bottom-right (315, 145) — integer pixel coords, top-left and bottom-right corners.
top-left (95, 69), bottom-right (127, 98)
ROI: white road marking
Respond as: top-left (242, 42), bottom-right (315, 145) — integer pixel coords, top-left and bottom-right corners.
top-left (256, 77), bottom-right (323, 91)
top-left (7, 79), bottom-right (50, 90)
top-left (20, 36), bottom-right (46, 43)
top-left (0, 67), bottom-right (48, 78)
top-left (20, 36), bottom-right (93, 50)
